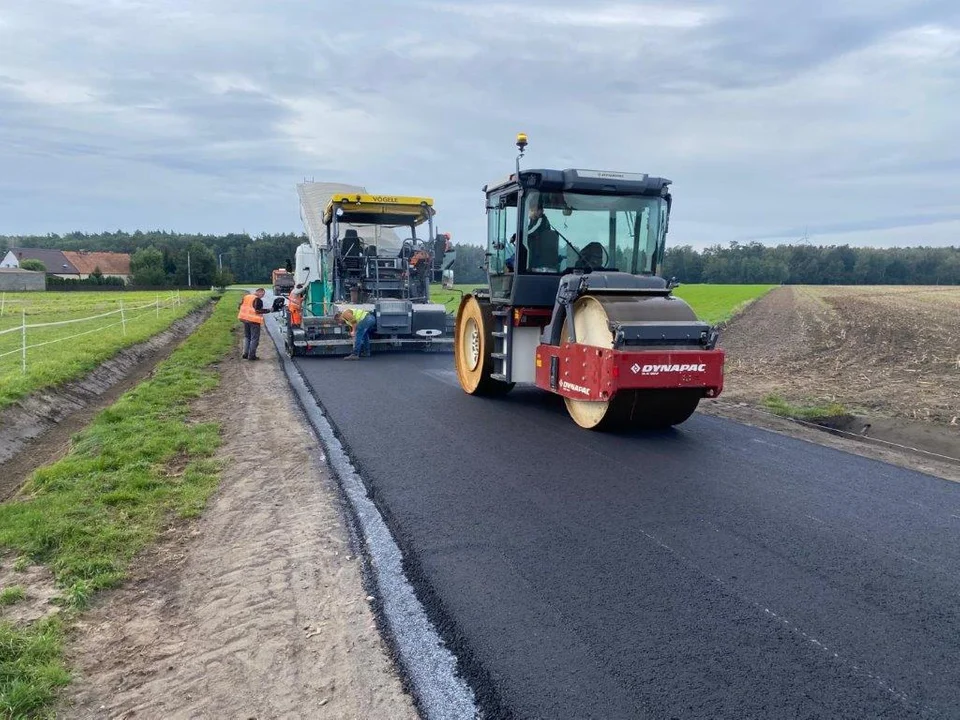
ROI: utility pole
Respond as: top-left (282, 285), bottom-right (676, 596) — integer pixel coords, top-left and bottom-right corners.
top-left (187, 251), bottom-right (192, 287)
top-left (218, 253), bottom-right (223, 270)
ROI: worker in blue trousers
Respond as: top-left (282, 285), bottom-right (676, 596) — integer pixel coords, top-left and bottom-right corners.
top-left (334, 308), bottom-right (375, 360)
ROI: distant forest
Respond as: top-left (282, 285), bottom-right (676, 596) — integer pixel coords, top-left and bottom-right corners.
top-left (661, 242), bottom-right (960, 285)
top-left (1, 232), bottom-right (958, 286)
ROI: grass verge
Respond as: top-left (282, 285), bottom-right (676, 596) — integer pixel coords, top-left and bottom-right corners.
top-left (762, 394), bottom-right (848, 421)
top-left (0, 618), bottom-right (68, 719)
top-left (0, 292), bottom-right (239, 718)
top-left (0, 290), bottom-right (213, 411)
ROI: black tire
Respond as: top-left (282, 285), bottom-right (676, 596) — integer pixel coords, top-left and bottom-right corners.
top-left (454, 294), bottom-right (514, 397)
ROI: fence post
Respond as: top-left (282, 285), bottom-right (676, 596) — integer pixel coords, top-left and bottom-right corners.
top-left (1, 292), bottom-right (5, 318)
top-left (120, 300), bottom-right (127, 336)
top-left (156, 294), bottom-right (160, 319)
top-left (21, 309), bottom-right (26, 374)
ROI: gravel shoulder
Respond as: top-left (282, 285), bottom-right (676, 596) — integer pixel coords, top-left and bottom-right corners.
top-left (60, 328), bottom-right (419, 719)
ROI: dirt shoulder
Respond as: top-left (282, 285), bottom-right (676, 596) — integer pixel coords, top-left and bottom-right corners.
top-left (716, 285), bottom-right (960, 478)
top-left (60, 330), bottom-right (419, 718)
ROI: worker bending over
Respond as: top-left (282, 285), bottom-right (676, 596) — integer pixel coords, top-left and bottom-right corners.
top-left (237, 288), bottom-right (274, 360)
top-left (334, 307), bottom-right (375, 360)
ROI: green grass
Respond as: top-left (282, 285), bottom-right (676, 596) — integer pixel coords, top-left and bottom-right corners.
top-left (0, 292), bottom-right (239, 718)
top-left (763, 394), bottom-right (848, 421)
top-left (0, 618), bottom-right (69, 719)
top-left (0, 587), bottom-right (26, 607)
top-left (0, 290), bottom-right (213, 410)
top-left (428, 283), bottom-right (773, 325)
top-left (671, 284), bottom-right (775, 325)
top-left (429, 284), bottom-right (477, 312)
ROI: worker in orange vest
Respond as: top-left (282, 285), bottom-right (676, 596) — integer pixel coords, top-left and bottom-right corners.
top-left (237, 288), bottom-right (273, 360)
top-left (287, 284), bottom-right (304, 327)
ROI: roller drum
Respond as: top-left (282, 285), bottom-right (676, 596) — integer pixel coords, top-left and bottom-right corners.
top-left (561, 294), bottom-right (702, 430)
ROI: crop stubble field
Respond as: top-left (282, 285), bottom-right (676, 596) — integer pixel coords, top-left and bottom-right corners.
top-left (720, 285), bottom-right (960, 426)
top-left (0, 290), bottom-right (212, 409)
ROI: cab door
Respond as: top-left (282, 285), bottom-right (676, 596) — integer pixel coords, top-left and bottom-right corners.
top-left (485, 188), bottom-right (519, 301)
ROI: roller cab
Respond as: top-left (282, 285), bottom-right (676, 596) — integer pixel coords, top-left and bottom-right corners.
top-left (453, 135), bottom-right (725, 430)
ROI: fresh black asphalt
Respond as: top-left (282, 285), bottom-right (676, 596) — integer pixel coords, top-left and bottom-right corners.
top-left (293, 351), bottom-right (960, 720)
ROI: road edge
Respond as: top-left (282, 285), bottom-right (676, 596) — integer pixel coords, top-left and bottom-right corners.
top-left (700, 400), bottom-right (960, 483)
top-left (262, 316), bottom-right (480, 720)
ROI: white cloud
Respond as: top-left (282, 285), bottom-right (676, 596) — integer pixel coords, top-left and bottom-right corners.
top-left (0, 73), bottom-right (97, 106)
top-left (423, 2), bottom-right (714, 29)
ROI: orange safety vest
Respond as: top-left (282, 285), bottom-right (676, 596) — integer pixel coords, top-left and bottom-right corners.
top-left (237, 293), bottom-right (263, 324)
top-left (287, 293), bottom-right (303, 324)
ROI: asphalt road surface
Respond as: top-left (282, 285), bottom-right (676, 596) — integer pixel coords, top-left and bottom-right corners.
top-left (294, 352), bottom-right (960, 720)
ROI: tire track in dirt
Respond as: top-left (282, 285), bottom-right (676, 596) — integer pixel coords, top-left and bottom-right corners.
top-left (61, 333), bottom-right (418, 719)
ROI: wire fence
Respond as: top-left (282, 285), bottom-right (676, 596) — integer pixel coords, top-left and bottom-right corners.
top-left (0, 291), bottom-right (184, 374)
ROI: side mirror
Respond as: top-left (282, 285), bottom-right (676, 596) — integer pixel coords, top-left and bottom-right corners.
top-left (442, 269), bottom-right (455, 289)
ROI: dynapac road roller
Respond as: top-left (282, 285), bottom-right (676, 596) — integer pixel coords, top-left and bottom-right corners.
top-left (453, 134), bottom-right (725, 430)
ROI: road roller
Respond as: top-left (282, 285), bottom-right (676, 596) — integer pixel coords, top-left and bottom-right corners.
top-left (453, 134), bottom-right (725, 430)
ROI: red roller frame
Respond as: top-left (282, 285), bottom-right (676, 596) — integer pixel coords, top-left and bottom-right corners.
top-left (534, 344), bottom-right (725, 402)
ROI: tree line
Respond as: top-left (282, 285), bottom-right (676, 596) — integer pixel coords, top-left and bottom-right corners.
top-left (0, 230), bottom-right (485, 288)
top-left (450, 241), bottom-right (960, 286)
top-left (1, 231), bottom-right (306, 288)
top-left (2, 232), bottom-right (957, 286)
top-left (661, 242), bottom-right (960, 285)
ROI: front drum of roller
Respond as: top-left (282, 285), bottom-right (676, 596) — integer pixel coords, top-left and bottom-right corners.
top-left (560, 295), bottom-right (701, 430)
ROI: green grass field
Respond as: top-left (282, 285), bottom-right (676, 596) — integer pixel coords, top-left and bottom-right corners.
top-left (429, 283), bottom-right (774, 325)
top-left (671, 284), bottom-right (775, 324)
top-left (0, 293), bottom-right (238, 717)
top-left (0, 290), bottom-right (213, 410)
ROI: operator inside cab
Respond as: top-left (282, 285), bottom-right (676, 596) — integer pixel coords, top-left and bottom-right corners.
top-left (506, 191), bottom-right (561, 274)
top-left (525, 193), bottom-right (560, 271)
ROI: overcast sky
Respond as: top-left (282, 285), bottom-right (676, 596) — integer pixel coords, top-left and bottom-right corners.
top-left (1, 0), bottom-right (958, 249)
